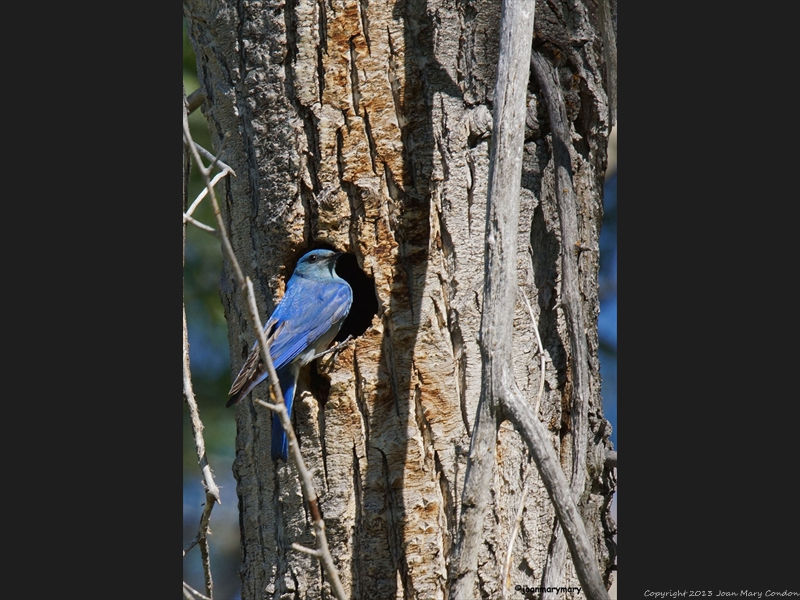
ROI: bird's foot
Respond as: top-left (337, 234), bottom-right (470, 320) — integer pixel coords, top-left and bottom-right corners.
top-left (314, 335), bottom-right (355, 365)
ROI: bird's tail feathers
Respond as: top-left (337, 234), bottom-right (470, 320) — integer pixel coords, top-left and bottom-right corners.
top-left (271, 369), bottom-right (297, 462)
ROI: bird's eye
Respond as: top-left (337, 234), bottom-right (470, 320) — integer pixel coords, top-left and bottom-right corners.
top-left (308, 254), bottom-right (317, 262)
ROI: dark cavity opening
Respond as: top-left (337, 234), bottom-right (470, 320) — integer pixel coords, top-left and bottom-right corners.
top-left (305, 242), bottom-right (379, 342)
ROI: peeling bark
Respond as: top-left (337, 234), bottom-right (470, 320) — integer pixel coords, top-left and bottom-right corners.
top-left (184, 0), bottom-right (616, 597)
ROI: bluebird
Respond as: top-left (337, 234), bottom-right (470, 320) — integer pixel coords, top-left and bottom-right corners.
top-left (226, 249), bottom-right (353, 462)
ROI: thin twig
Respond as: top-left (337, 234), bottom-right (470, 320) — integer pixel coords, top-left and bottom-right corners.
top-left (255, 398), bottom-right (347, 600)
top-left (183, 581), bottom-right (212, 600)
top-left (519, 285), bottom-right (547, 413)
top-left (193, 142), bottom-right (236, 176)
top-left (502, 463), bottom-right (531, 599)
top-left (186, 88), bottom-right (206, 115)
top-left (292, 543), bottom-right (322, 557)
top-left (185, 216), bottom-right (218, 236)
top-left (200, 532), bottom-right (213, 599)
top-left (182, 125), bottom-right (246, 287)
top-left (500, 289), bottom-right (547, 596)
top-left (242, 278), bottom-right (276, 404)
top-left (185, 169), bottom-right (235, 220)
top-left (182, 485), bottom-right (216, 556)
top-left (183, 307), bottom-right (223, 510)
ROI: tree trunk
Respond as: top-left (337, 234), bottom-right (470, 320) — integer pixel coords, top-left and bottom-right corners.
top-left (184, 0), bottom-right (616, 598)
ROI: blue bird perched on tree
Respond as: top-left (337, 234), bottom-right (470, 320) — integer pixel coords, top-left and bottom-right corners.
top-left (226, 249), bottom-right (353, 462)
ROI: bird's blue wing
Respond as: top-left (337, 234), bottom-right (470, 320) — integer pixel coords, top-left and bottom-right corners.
top-left (267, 276), bottom-right (352, 370)
top-left (227, 261), bottom-right (352, 409)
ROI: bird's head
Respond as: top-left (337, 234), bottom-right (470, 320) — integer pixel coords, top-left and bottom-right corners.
top-left (294, 248), bottom-right (344, 278)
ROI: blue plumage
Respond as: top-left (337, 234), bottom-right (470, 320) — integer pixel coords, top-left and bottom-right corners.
top-left (226, 249), bottom-right (353, 462)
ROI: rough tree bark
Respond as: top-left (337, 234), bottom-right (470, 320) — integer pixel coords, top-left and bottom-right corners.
top-left (184, 0), bottom-right (616, 598)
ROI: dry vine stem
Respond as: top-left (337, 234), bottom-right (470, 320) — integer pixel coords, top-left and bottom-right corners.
top-left (449, 0), bottom-right (609, 598)
top-left (183, 581), bottom-right (212, 600)
top-left (182, 97), bottom-right (347, 600)
top-left (530, 47), bottom-right (599, 600)
top-left (501, 286), bottom-right (547, 598)
top-left (183, 90), bottom-right (223, 599)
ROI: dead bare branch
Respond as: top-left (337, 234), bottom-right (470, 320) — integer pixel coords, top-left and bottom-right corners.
top-left (449, 0), bottom-right (536, 596)
top-left (450, 1), bottom-right (609, 597)
top-left (191, 142), bottom-right (236, 176)
top-left (500, 385), bottom-right (608, 599)
top-left (184, 215), bottom-right (218, 236)
top-left (183, 581), bottom-right (212, 600)
top-left (183, 91), bottom-right (221, 599)
top-left (185, 169), bottom-right (235, 220)
top-left (186, 88), bottom-right (206, 115)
